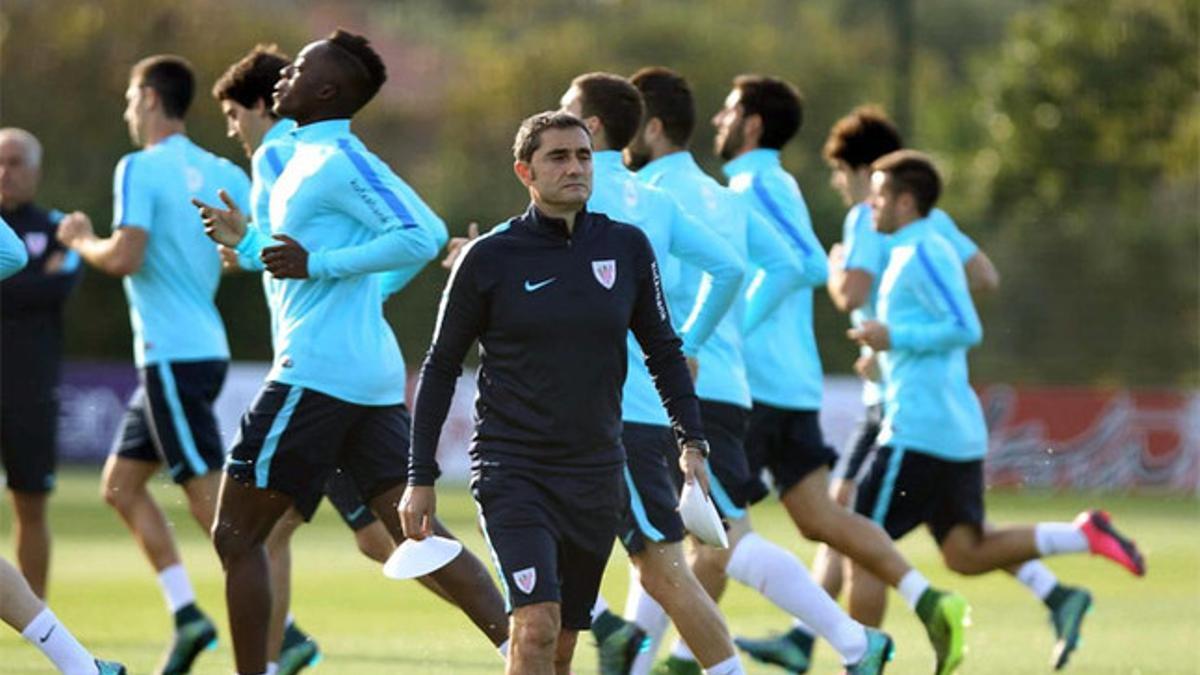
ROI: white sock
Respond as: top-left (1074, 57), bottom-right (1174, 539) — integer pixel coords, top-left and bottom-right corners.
top-left (157, 564), bottom-right (196, 613)
top-left (896, 569), bottom-right (931, 610)
top-left (285, 612), bottom-right (295, 628)
top-left (265, 664), bottom-right (279, 675)
top-left (1035, 523), bottom-right (1089, 556)
top-left (1014, 560), bottom-right (1059, 600)
top-left (627, 575), bottom-right (670, 675)
top-left (21, 608), bottom-right (96, 675)
top-left (497, 638), bottom-right (510, 659)
top-left (592, 594), bottom-right (610, 622)
top-left (671, 638), bottom-right (696, 661)
top-left (704, 654), bottom-right (745, 675)
top-left (726, 532), bottom-right (867, 664)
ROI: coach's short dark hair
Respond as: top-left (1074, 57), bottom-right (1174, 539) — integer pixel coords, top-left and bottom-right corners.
top-left (571, 72), bottom-right (644, 151)
top-left (733, 74), bottom-right (803, 150)
top-left (513, 111), bottom-right (591, 162)
top-left (326, 29), bottom-right (387, 110)
top-left (212, 44), bottom-right (290, 113)
top-left (131, 55), bottom-right (195, 120)
top-left (872, 149), bottom-right (941, 216)
top-left (629, 66), bottom-right (694, 148)
top-left (823, 105), bottom-right (903, 170)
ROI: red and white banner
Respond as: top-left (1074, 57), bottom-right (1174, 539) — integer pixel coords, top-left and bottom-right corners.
top-left (48, 363), bottom-right (1199, 493)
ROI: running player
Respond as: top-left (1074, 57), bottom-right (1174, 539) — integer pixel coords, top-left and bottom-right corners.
top-left (0, 127), bottom-right (83, 599)
top-left (203, 30), bottom-right (507, 675)
top-left (203, 43), bottom-right (409, 674)
top-left (401, 110), bottom-right (711, 675)
top-left (713, 74), bottom-right (969, 675)
top-left (848, 150), bottom-right (1145, 674)
top-left (624, 67), bottom-right (893, 675)
top-left (56, 54), bottom-right (251, 674)
top-left (738, 103), bottom-right (1006, 672)
top-left (556, 72), bottom-right (747, 675)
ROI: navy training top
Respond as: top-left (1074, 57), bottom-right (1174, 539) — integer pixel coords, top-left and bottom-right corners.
top-left (409, 204), bottom-right (705, 484)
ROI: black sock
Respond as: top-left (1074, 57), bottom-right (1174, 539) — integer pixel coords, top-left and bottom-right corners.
top-left (283, 621), bottom-right (309, 648)
top-left (591, 609), bottom-right (630, 644)
top-left (173, 603), bottom-right (203, 628)
top-left (787, 626), bottom-right (816, 655)
top-left (915, 587), bottom-right (941, 624)
top-left (1044, 584), bottom-right (1071, 611)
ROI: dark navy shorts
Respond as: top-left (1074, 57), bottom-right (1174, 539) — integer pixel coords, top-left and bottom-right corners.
top-left (225, 381), bottom-right (409, 516)
top-left (473, 463), bottom-right (623, 631)
top-left (745, 403), bottom-right (838, 501)
top-left (316, 468), bottom-right (378, 530)
top-left (699, 400), bottom-right (755, 520)
top-left (853, 446), bottom-right (985, 544)
top-left (618, 423), bottom-right (686, 555)
top-left (2, 397), bottom-right (58, 493)
top-left (113, 360), bottom-right (227, 484)
top-left (832, 404), bottom-right (883, 482)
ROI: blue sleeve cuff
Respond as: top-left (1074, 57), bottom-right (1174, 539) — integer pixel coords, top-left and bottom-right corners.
top-left (307, 250), bottom-right (328, 278)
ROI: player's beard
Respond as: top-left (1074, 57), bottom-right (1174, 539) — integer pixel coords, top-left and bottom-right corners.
top-left (716, 119), bottom-right (745, 161)
top-left (623, 143), bottom-right (652, 171)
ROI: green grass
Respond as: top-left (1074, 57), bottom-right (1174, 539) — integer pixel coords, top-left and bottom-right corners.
top-left (1, 468), bottom-right (1197, 673)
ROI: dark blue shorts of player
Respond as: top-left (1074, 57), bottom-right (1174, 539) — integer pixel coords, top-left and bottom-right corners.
top-left (1, 396), bottom-right (58, 493)
top-left (853, 445), bottom-right (985, 543)
top-left (699, 399), bottom-right (756, 520)
top-left (832, 403), bottom-right (883, 482)
top-left (745, 403), bottom-right (838, 502)
top-left (313, 468), bottom-right (378, 530)
top-left (618, 423), bottom-right (686, 555)
top-left (113, 360), bottom-right (227, 484)
top-left (472, 463), bottom-right (623, 631)
top-left (225, 382), bottom-right (410, 517)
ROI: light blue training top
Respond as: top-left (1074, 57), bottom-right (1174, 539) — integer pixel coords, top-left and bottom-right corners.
top-left (874, 217), bottom-right (987, 460)
top-left (235, 119), bottom-right (444, 405)
top-left (113, 133), bottom-right (250, 366)
top-left (722, 148), bottom-right (828, 410)
top-left (0, 215), bottom-right (29, 280)
top-left (588, 150), bottom-right (744, 426)
top-left (641, 151), bottom-right (804, 409)
top-left (841, 203), bottom-right (979, 405)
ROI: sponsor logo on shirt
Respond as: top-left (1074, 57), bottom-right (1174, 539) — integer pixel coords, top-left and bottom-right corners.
top-left (512, 566), bottom-right (537, 594)
top-left (592, 259), bottom-right (616, 290)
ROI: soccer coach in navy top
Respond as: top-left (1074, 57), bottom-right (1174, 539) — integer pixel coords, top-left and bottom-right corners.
top-left (401, 110), bottom-right (709, 675)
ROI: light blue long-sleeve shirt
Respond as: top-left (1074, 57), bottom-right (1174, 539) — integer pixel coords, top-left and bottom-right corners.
top-left (588, 150), bottom-right (744, 426)
top-left (235, 119), bottom-right (442, 405)
top-left (0, 216), bottom-right (29, 280)
top-left (842, 203), bottom-right (980, 405)
top-left (237, 119), bottom-right (444, 355)
top-left (723, 148), bottom-right (827, 410)
top-left (875, 217), bottom-right (987, 460)
top-left (113, 134), bottom-right (250, 366)
top-left (641, 151), bottom-right (803, 408)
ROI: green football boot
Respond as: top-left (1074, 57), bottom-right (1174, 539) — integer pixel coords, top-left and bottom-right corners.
top-left (734, 628), bottom-right (813, 673)
top-left (95, 660), bottom-right (128, 675)
top-left (844, 628), bottom-right (894, 675)
top-left (651, 655), bottom-right (704, 675)
top-left (917, 589), bottom-right (969, 675)
top-left (1048, 585), bottom-right (1093, 670)
top-left (278, 622), bottom-right (322, 675)
top-left (157, 606), bottom-right (217, 675)
top-left (597, 621), bottom-right (648, 675)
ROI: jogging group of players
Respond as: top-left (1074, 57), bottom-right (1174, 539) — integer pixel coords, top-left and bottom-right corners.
top-left (0, 27), bottom-right (1148, 675)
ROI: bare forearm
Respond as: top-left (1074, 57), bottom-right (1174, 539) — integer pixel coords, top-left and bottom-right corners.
top-left (73, 236), bottom-right (137, 276)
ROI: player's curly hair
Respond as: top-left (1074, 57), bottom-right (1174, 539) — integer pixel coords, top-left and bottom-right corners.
top-left (212, 44), bottom-right (290, 112)
top-left (823, 105), bottom-right (903, 170)
top-left (327, 28), bottom-right (387, 110)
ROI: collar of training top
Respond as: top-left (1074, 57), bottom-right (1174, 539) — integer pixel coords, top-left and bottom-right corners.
top-left (289, 118), bottom-right (352, 142)
top-left (721, 147), bottom-right (781, 178)
top-left (521, 203), bottom-right (593, 240)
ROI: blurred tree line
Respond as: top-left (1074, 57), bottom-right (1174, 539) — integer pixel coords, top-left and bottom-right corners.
top-left (1, 0), bottom-right (1195, 385)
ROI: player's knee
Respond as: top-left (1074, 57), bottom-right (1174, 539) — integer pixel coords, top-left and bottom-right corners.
top-left (101, 480), bottom-right (138, 512)
top-left (512, 606), bottom-right (560, 655)
top-left (211, 519), bottom-right (258, 563)
top-left (941, 546), bottom-right (986, 575)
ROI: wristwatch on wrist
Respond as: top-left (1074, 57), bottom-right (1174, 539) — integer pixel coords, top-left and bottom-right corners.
top-left (681, 439), bottom-right (710, 458)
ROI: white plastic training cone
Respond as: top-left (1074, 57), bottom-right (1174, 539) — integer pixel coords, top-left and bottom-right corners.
top-left (383, 535), bottom-right (464, 580)
top-left (679, 481), bottom-right (729, 549)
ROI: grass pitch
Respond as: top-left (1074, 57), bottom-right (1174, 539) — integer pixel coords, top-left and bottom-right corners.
top-left (1, 468), bottom-right (1196, 673)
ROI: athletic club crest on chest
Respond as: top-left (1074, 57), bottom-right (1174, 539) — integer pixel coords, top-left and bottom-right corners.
top-left (592, 259), bottom-right (616, 290)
